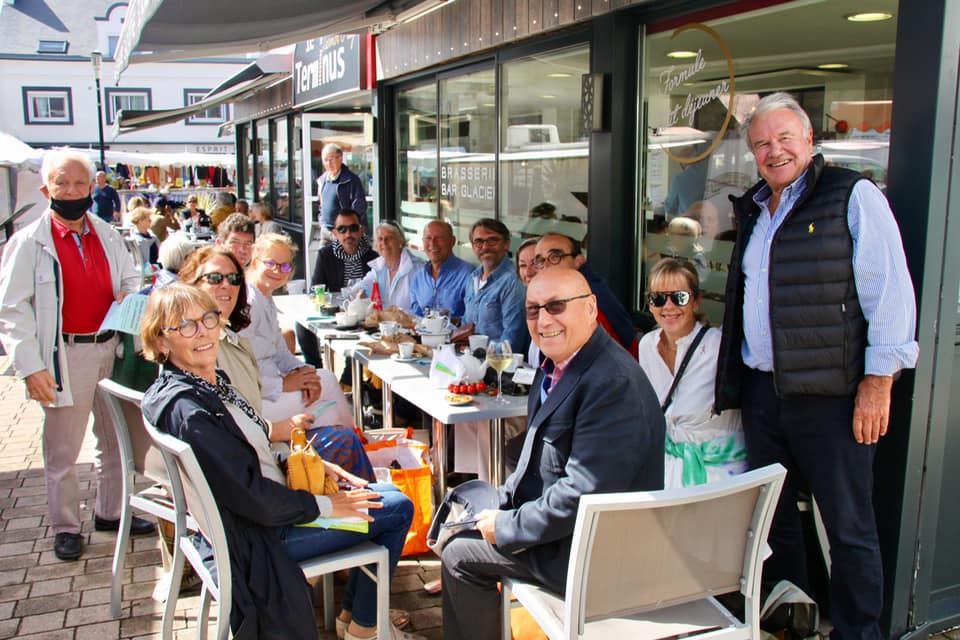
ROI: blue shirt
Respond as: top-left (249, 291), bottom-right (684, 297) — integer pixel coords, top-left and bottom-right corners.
top-left (409, 254), bottom-right (475, 318)
top-left (92, 184), bottom-right (120, 223)
top-left (462, 258), bottom-right (528, 353)
top-left (741, 170), bottom-right (918, 376)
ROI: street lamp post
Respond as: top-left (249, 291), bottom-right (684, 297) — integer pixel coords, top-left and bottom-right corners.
top-left (90, 50), bottom-right (106, 171)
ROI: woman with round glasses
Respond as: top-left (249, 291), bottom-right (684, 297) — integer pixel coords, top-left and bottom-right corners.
top-left (139, 284), bottom-right (420, 640)
top-left (637, 257), bottom-right (746, 488)
top-left (360, 221), bottom-right (424, 313)
top-left (241, 235), bottom-right (366, 457)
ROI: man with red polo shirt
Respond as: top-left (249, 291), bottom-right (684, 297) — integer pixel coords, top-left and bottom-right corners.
top-left (0, 149), bottom-right (152, 561)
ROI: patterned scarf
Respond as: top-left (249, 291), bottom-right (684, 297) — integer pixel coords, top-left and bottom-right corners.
top-left (182, 368), bottom-right (270, 436)
top-left (332, 237), bottom-right (370, 286)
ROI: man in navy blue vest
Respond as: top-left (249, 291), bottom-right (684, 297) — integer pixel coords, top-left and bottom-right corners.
top-left (716, 92), bottom-right (918, 640)
top-left (316, 143), bottom-right (367, 245)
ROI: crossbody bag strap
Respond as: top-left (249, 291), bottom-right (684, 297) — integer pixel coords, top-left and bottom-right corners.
top-left (661, 325), bottom-right (710, 413)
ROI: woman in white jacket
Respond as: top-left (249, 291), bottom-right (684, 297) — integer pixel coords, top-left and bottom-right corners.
top-left (361, 221), bottom-right (424, 313)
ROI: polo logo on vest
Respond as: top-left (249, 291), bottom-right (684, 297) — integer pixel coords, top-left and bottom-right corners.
top-left (809, 223), bottom-right (815, 234)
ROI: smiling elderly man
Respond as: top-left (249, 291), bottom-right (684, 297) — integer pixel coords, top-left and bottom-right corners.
top-left (0, 149), bottom-right (152, 561)
top-left (409, 219), bottom-right (474, 318)
top-left (441, 268), bottom-right (664, 640)
top-left (716, 92), bottom-right (918, 640)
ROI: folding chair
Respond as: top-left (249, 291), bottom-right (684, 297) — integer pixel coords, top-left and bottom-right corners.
top-left (144, 419), bottom-right (390, 640)
top-left (98, 378), bottom-right (182, 618)
top-left (501, 464), bottom-right (787, 640)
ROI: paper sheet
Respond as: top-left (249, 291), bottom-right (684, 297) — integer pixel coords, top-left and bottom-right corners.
top-left (98, 294), bottom-right (149, 335)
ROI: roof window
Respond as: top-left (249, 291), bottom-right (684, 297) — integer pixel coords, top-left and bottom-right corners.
top-left (37, 40), bottom-right (68, 54)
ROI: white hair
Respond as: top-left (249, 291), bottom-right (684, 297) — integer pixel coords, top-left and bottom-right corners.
top-left (742, 92), bottom-right (813, 146)
top-left (158, 233), bottom-right (197, 273)
top-left (377, 220), bottom-right (407, 245)
top-left (40, 149), bottom-right (96, 186)
top-left (321, 143), bottom-right (343, 158)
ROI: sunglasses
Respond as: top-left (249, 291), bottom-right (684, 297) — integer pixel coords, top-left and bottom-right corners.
top-left (164, 310), bottom-right (221, 338)
top-left (335, 223), bottom-right (361, 233)
top-left (263, 259), bottom-right (294, 273)
top-left (647, 291), bottom-right (693, 308)
top-left (195, 272), bottom-right (242, 286)
top-left (525, 293), bottom-right (592, 319)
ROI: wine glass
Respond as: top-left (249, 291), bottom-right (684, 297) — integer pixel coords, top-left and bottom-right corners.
top-left (485, 339), bottom-right (513, 403)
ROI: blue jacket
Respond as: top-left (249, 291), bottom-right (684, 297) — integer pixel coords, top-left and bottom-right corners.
top-left (462, 258), bottom-right (528, 353)
top-left (318, 165), bottom-right (367, 229)
top-left (409, 254), bottom-right (475, 318)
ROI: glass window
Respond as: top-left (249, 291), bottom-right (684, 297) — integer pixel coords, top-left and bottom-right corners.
top-left (500, 44), bottom-right (590, 250)
top-left (439, 67), bottom-right (496, 261)
top-left (397, 82), bottom-right (439, 252)
top-left (272, 117), bottom-right (290, 220)
top-left (22, 87), bottom-right (72, 124)
top-left (104, 88), bottom-right (150, 124)
top-left (237, 123), bottom-right (254, 200)
top-left (290, 115), bottom-right (303, 225)
top-left (256, 120), bottom-right (270, 203)
top-left (184, 89), bottom-right (228, 124)
top-left (639, 1), bottom-right (897, 323)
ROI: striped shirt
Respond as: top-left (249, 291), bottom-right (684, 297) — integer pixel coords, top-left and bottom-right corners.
top-left (741, 172), bottom-right (919, 377)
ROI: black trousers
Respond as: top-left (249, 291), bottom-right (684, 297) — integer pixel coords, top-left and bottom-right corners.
top-left (295, 324), bottom-right (323, 368)
top-left (742, 369), bottom-right (882, 640)
top-left (441, 531), bottom-right (541, 640)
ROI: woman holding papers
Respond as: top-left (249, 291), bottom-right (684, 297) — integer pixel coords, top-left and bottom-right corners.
top-left (178, 245), bottom-right (374, 480)
top-left (140, 284), bottom-right (421, 640)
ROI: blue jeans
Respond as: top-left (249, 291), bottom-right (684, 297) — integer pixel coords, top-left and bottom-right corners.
top-left (279, 484), bottom-right (413, 628)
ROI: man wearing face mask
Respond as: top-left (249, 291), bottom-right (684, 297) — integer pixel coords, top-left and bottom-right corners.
top-left (0, 150), bottom-right (150, 562)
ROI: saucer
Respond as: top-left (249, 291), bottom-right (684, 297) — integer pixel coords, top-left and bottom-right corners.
top-left (391, 354), bottom-right (418, 363)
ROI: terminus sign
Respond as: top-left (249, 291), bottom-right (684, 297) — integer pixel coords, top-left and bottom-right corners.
top-left (292, 34), bottom-right (372, 107)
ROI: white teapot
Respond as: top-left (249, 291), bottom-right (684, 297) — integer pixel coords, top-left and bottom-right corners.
top-left (347, 297), bottom-right (374, 319)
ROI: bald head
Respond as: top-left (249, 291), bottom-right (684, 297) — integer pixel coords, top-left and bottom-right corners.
top-left (526, 268), bottom-right (597, 362)
top-left (534, 233), bottom-right (584, 271)
top-left (423, 219), bottom-right (457, 266)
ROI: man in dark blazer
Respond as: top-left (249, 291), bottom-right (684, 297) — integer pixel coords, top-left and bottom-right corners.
top-left (441, 268), bottom-right (665, 640)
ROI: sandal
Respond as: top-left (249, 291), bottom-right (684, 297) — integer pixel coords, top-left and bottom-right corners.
top-left (337, 610), bottom-right (411, 639)
top-left (423, 577), bottom-right (442, 595)
top-left (343, 623), bottom-right (425, 640)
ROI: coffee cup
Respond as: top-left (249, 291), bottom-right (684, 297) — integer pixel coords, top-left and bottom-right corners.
top-left (468, 334), bottom-right (489, 352)
top-left (335, 312), bottom-right (358, 327)
top-left (421, 315), bottom-right (450, 334)
top-left (398, 342), bottom-right (415, 359)
top-left (379, 321), bottom-right (399, 337)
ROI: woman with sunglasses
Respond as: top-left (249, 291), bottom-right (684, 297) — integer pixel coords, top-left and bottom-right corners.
top-left (140, 284), bottom-right (421, 640)
top-left (360, 221), bottom-right (424, 313)
top-left (637, 257), bottom-right (746, 489)
top-left (241, 234), bottom-right (373, 478)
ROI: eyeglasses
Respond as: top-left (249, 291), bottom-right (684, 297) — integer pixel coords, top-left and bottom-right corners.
top-left (647, 291), bottom-right (693, 308)
top-left (472, 236), bottom-right (502, 249)
top-left (225, 238), bottom-right (254, 248)
top-left (164, 310), bottom-right (221, 338)
top-left (532, 250), bottom-right (575, 269)
top-left (335, 223), bottom-right (361, 233)
top-left (262, 259), bottom-right (294, 273)
top-left (195, 272), bottom-right (242, 286)
top-left (525, 293), bottom-right (592, 319)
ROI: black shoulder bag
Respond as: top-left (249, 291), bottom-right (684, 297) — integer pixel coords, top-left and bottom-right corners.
top-left (660, 325), bottom-right (709, 413)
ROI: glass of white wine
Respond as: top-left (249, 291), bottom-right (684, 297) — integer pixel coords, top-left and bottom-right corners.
top-left (486, 339), bottom-right (513, 403)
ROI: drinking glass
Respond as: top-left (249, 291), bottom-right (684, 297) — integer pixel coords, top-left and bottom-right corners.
top-left (486, 339), bottom-right (513, 403)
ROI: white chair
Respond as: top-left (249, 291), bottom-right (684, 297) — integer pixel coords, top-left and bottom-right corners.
top-left (500, 464), bottom-right (787, 640)
top-left (98, 378), bottom-right (183, 618)
top-left (143, 419), bottom-right (390, 640)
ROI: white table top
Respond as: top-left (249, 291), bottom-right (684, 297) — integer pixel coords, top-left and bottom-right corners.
top-left (389, 376), bottom-right (528, 424)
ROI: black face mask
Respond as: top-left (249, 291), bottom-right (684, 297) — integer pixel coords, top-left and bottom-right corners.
top-left (50, 196), bottom-right (93, 221)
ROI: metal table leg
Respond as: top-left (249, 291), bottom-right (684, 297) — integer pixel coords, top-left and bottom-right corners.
top-left (351, 354), bottom-right (363, 429)
top-left (489, 417), bottom-right (505, 487)
top-left (433, 418), bottom-right (447, 499)
top-left (382, 382), bottom-right (394, 429)
top-left (322, 338), bottom-right (335, 373)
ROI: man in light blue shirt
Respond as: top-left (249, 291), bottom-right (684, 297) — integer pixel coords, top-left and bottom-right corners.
top-left (462, 218), bottom-right (528, 354)
top-left (409, 220), bottom-right (474, 318)
top-left (716, 92), bottom-right (918, 640)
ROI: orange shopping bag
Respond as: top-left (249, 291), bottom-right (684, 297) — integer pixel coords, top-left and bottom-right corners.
top-left (364, 435), bottom-right (433, 556)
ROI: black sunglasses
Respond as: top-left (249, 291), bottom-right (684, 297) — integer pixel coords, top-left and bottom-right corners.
top-left (196, 272), bottom-right (242, 286)
top-left (647, 291), bottom-right (693, 308)
top-left (336, 223), bottom-right (361, 233)
top-left (525, 293), bottom-right (592, 319)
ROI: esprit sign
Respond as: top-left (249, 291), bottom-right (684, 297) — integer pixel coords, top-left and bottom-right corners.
top-left (655, 23), bottom-right (736, 164)
top-left (293, 35), bottom-right (365, 107)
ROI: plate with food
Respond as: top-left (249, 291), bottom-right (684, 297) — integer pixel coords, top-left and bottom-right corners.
top-left (444, 393), bottom-right (473, 406)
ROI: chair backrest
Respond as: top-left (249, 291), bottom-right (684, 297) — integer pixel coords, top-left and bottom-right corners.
top-left (564, 464), bottom-right (786, 632)
top-left (98, 378), bottom-right (168, 484)
top-left (143, 419), bottom-right (233, 615)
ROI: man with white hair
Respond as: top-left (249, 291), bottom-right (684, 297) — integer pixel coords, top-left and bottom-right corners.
top-left (0, 149), bottom-right (152, 561)
top-left (317, 143), bottom-right (367, 244)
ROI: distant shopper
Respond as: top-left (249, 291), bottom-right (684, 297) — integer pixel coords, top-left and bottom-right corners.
top-left (129, 206), bottom-right (159, 267)
top-left (92, 171), bottom-right (121, 223)
top-left (250, 202), bottom-right (284, 237)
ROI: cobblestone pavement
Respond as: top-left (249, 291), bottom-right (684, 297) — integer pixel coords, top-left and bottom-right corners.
top-left (0, 355), bottom-right (444, 639)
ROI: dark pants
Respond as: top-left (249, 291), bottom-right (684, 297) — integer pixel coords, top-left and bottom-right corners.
top-left (742, 369), bottom-right (882, 640)
top-left (441, 531), bottom-right (540, 640)
top-left (295, 324), bottom-right (323, 368)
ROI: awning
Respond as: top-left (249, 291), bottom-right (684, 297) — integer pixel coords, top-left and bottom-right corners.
top-left (114, 0), bottom-right (432, 77)
top-left (114, 54), bottom-right (290, 135)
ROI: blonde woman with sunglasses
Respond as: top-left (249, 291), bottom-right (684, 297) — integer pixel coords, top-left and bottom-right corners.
top-left (637, 257), bottom-right (746, 489)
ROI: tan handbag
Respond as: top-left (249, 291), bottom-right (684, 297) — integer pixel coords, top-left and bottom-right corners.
top-left (286, 428), bottom-right (339, 495)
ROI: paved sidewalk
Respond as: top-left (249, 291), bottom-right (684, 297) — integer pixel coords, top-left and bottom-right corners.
top-left (0, 356), bottom-right (444, 639)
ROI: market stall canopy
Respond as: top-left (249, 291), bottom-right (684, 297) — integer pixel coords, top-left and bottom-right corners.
top-left (0, 132), bottom-right (43, 168)
top-left (58, 147), bottom-right (236, 169)
top-left (114, 54), bottom-right (291, 135)
top-left (114, 0), bottom-right (434, 77)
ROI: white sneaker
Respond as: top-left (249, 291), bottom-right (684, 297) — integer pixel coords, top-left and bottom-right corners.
top-left (343, 623), bottom-right (425, 640)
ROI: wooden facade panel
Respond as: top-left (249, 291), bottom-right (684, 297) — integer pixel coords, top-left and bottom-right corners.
top-left (516, 0), bottom-right (529, 38)
top-left (543, 0), bottom-right (559, 28)
top-left (480, 0), bottom-right (492, 48)
top-left (529, 0), bottom-right (543, 34)
top-left (558, 0), bottom-right (575, 23)
top-left (593, 0), bottom-right (609, 14)
top-left (575, 0), bottom-right (592, 21)
top-left (502, 0), bottom-right (516, 43)
top-left (491, 0), bottom-right (503, 44)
